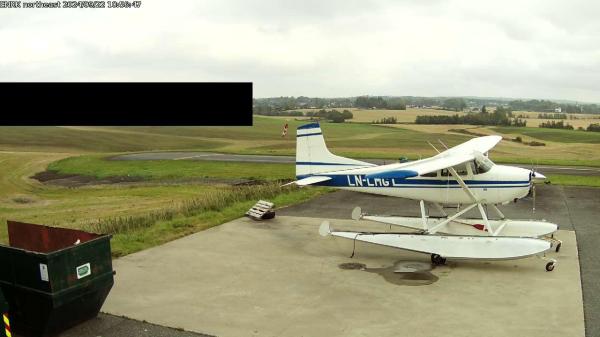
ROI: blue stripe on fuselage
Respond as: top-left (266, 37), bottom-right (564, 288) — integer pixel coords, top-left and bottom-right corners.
top-left (295, 174), bottom-right (529, 188)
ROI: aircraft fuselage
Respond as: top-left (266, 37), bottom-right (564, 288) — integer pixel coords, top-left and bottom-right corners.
top-left (304, 164), bottom-right (531, 204)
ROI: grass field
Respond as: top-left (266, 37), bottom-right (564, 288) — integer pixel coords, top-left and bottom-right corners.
top-left (49, 155), bottom-right (295, 181)
top-left (0, 151), bottom-right (327, 256)
top-left (492, 127), bottom-right (600, 143)
top-left (547, 174), bottom-right (600, 188)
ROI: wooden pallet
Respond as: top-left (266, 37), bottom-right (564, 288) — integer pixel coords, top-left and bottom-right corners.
top-left (245, 200), bottom-right (275, 220)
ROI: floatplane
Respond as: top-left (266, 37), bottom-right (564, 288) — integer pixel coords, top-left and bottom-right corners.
top-left (288, 122), bottom-right (561, 271)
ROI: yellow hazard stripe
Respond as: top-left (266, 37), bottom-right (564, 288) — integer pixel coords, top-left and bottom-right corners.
top-left (3, 312), bottom-right (10, 337)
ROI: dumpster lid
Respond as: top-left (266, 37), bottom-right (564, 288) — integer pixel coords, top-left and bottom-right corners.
top-left (6, 221), bottom-right (105, 253)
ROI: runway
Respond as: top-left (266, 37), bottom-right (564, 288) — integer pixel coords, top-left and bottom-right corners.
top-left (112, 151), bottom-right (600, 177)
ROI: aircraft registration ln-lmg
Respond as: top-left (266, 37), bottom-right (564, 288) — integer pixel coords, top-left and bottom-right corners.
top-left (287, 122), bottom-right (561, 271)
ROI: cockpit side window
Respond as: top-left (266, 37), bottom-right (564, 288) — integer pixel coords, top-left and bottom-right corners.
top-left (474, 155), bottom-right (494, 174)
top-left (454, 163), bottom-right (469, 176)
top-left (441, 164), bottom-right (469, 176)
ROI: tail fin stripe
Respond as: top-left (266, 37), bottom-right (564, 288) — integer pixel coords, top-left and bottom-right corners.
top-left (296, 162), bottom-right (367, 166)
top-left (297, 132), bottom-right (323, 138)
top-left (297, 123), bottom-right (321, 130)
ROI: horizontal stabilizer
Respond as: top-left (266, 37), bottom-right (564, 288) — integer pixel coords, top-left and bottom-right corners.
top-left (286, 176), bottom-right (331, 187)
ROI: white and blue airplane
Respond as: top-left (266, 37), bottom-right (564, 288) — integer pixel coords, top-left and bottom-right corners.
top-left (290, 122), bottom-right (560, 271)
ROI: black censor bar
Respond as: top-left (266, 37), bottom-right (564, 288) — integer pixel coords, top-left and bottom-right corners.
top-left (0, 82), bottom-right (253, 126)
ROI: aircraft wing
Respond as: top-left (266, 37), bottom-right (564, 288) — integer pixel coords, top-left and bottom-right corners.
top-left (365, 153), bottom-right (473, 179)
top-left (437, 135), bottom-right (502, 157)
top-left (365, 135), bottom-right (502, 179)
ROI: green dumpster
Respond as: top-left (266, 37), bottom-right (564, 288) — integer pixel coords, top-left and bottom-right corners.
top-left (0, 221), bottom-right (115, 337)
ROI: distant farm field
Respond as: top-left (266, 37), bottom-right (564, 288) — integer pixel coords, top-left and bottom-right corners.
top-left (349, 108), bottom-right (466, 123)
top-left (492, 127), bottom-right (600, 144)
top-left (3, 116), bottom-right (600, 165)
top-left (512, 111), bottom-right (600, 129)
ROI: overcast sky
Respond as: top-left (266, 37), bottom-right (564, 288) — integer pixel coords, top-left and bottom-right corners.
top-left (1, 0), bottom-right (599, 102)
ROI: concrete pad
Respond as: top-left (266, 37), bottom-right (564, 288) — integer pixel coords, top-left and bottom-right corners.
top-left (103, 215), bottom-right (584, 337)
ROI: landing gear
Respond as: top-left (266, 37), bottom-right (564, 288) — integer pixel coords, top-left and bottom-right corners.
top-left (545, 236), bottom-right (563, 253)
top-left (537, 255), bottom-right (557, 272)
top-left (431, 254), bottom-right (446, 265)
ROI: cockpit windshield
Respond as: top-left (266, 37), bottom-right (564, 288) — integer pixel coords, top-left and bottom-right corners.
top-left (474, 152), bottom-right (494, 174)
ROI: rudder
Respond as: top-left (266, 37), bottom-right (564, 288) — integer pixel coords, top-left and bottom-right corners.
top-left (296, 122), bottom-right (373, 177)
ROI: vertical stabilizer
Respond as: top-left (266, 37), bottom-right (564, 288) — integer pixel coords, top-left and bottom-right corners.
top-left (296, 122), bottom-right (374, 177)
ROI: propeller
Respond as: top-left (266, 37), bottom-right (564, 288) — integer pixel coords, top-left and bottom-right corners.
top-left (529, 160), bottom-right (546, 214)
top-left (530, 161), bottom-right (535, 213)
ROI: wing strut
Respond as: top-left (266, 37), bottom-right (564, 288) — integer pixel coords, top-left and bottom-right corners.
top-left (427, 139), bottom-right (498, 236)
top-left (419, 200), bottom-right (427, 231)
top-left (447, 167), bottom-right (499, 236)
top-left (426, 203), bottom-right (478, 234)
top-left (447, 167), bottom-right (478, 203)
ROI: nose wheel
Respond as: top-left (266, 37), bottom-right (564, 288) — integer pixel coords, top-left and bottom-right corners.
top-left (431, 254), bottom-right (446, 265)
top-left (546, 260), bottom-right (556, 272)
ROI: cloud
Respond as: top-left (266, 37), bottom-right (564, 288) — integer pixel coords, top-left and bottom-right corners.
top-left (1, 0), bottom-right (599, 102)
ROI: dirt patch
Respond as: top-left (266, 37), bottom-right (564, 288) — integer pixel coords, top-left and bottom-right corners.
top-left (448, 128), bottom-right (490, 137)
top-left (31, 170), bottom-right (271, 188)
top-left (32, 170), bottom-right (143, 188)
top-left (12, 196), bottom-right (36, 204)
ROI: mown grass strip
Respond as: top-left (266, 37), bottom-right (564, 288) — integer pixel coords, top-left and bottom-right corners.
top-left (83, 184), bottom-right (330, 257)
top-left (547, 175), bottom-right (600, 188)
top-left (48, 155), bottom-right (294, 181)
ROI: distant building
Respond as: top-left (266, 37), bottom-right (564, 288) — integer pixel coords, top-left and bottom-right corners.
top-left (555, 107), bottom-right (562, 113)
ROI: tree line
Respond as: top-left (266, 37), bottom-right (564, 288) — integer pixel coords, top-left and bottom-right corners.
top-left (510, 99), bottom-right (600, 114)
top-left (253, 96), bottom-right (600, 115)
top-left (538, 113), bottom-right (567, 119)
top-left (305, 109), bottom-right (353, 123)
top-left (416, 110), bottom-right (525, 127)
top-left (539, 121), bottom-right (600, 132)
top-left (354, 96), bottom-right (407, 110)
top-left (588, 123), bottom-right (600, 132)
top-left (372, 117), bottom-right (397, 124)
top-left (539, 120), bottom-right (574, 130)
